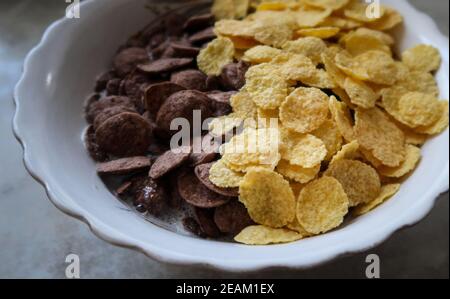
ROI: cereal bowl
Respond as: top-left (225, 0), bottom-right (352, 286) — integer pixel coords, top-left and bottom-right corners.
top-left (13, 0), bottom-right (449, 271)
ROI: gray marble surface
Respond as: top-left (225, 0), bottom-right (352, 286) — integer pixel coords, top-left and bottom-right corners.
top-left (0, 0), bottom-right (448, 279)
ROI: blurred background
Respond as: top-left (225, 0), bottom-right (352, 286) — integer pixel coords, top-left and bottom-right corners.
top-left (0, 0), bottom-right (448, 278)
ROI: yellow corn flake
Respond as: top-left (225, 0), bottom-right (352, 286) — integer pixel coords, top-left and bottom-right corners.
top-left (256, 1), bottom-right (288, 11)
top-left (214, 19), bottom-right (256, 38)
top-left (353, 184), bottom-right (400, 216)
top-left (396, 70), bottom-right (439, 97)
top-left (197, 37), bottom-right (235, 76)
top-left (304, 0), bottom-right (349, 10)
top-left (332, 87), bottom-right (356, 109)
top-left (212, 0), bottom-right (236, 20)
top-left (230, 91), bottom-right (258, 119)
top-left (343, 77), bottom-right (378, 109)
top-left (281, 133), bottom-right (327, 168)
top-left (378, 145), bottom-right (421, 178)
top-left (209, 159), bottom-right (244, 188)
top-left (282, 37), bottom-right (327, 65)
top-left (239, 168), bottom-right (296, 227)
top-left (257, 108), bottom-right (280, 128)
top-left (414, 101), bottom-right (449, 135)
top-left (252, 23), bottom-right (294, 48)
top-left (234, 0), bottom-right (251, 18)
top-left (329, 96), bottom-right (355, 142)
top-left (359, 148), bottom-right (383, 169)
top-left (286, 217), bottom-right (313, 237)
top-left (221, 127), bottom-right (281, 170)
top-left (242, 45), bottom-right (281, 64)
top-left (330, 140), bottom-right (360, 164)
top-left (353, 50), bottom-right (399, 86)
top-left (297, 27), bottom-right (340, 39)
top-left (229, 36), bottom-right (260, 50)
top-left (401, 44), bottom-right (441, 73)
top-left (234, 225), bottom-right (302, 245)
top-left (367, 7), bottom-right (403, 31)
top-left (382, 90), bottom-right (442, 128)
top-left (289, 182), bottom-right (305, 198)
top-left (322, 51), bottom-right (346, 88)
top-left (276, 159), bottom-right (320, 183)
top-left (247, 10), bottom-right (298, 29)
top-left (312, 120), bottom-right (343, 161)
top-left (280, 87), bottom-right (329, 134)
top-left (354, 27), bottom-right (394, 45)
top-left (212, 0), bottom-right (250, 20)
top-left (335, 50), bottom-right (370, 81)
top-left (354, 107), bottom-right (406, 167)
top-left (398, 92), bottom-right (442, 128)
top-left (245, 63), bottom-right (289, 109)
top-left (208, 114), bottom-right (243, 137)
top-left (343, 1), bottom-right (385, 23)
top-left (324, 159), bottom-right (381, 207)
top-left (295, 6), bottom-right (333, 28)
top-left (319, 16), bottom-right (362, 30)
top-left (343, 32), bottom-right (391, 56)
top-left (271, 52), bottom-right (316, 82)
top-left (297, 176), bottom-right (349, 234)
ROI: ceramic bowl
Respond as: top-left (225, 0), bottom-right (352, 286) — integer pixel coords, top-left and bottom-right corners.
top-left (13, 0), bottom-right (449, 271)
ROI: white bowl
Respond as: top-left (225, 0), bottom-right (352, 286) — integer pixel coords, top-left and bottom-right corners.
top-left (13, 0), bottom-right (449, 271)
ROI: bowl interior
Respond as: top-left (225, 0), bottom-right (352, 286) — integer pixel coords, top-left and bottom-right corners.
top-left (15, 0), bottom-right (449, 269)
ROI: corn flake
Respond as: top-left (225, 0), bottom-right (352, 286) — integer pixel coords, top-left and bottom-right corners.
top-left (235, 225), bottom-right (302, 245)
top-left (297, 27), bottom-right (340, 39)
top-left (239, 168), bottom-right (296, 227)
top-left (402, 44), bottom-right (441, 73)
top-left (354, 107), bottom-right (405, 167)
top-left (197, 37), bottom-right (235, 76)
top-left (325, 159), bottom-right (381, 207)
top-left (245, 63), bottom-right (289, 109)
top-left (276, 159), bottom-right (320, 183)
top-left (280, 87), bottom-right (329, 133)
top-left (281, 133), bottom-right (327, 168)
top-left (378, 145), bottom-right (421, 178)
top-left (329, 96), bottom-right (356, 142)
top-left (343, 77), bottom-right (378, 109)
top-left (353, 184), bottom-right (400, 216)
top-left (297, 176), bottom-right (349, 234)
top-left (330, 140), bottom-right (360, 164)
top-left (312, 120), bottom-right (343, 161)
top-left (242, 45), bottom-right (281, 63)
top-left (209, 159), bottom-right (244, 188)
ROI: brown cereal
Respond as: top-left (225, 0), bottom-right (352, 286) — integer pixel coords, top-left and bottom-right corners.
top-left (143, 82), bottom-right (185, 119)
top-left (97, 156), bottom-right (151, 175)
top-left (113, 47), bottom-right (149, 77)
top-left (95, 112), bottom-right (152, 157)
top-left (170, 70), bottom-right (207, 91)
top-left (214, 201), bottom-right (254, 235)
top-left (156, 90), bottom-right (214, 136)
top-left (178, 170), bottom-right (231, 208)
top-left (219, 61), bottom-right (249, 91)
top-left (194, 208), bottom-right (221, 238)
top-left (138, 58), bottom-right (193, 74)
top-left (149, 146), bottom-right (192, 179)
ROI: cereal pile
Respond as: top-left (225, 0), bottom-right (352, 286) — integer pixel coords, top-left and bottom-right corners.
top-left (84, 0), bottom-right (448, 245)
top-left (202, 0), bottom-right (448, 245)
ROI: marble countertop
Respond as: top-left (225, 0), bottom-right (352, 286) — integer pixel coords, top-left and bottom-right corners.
top-left (0, 0), bottom-right (448, 278)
